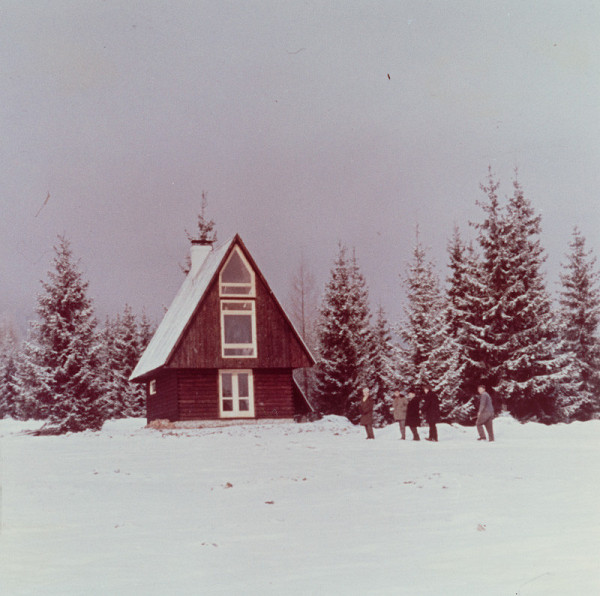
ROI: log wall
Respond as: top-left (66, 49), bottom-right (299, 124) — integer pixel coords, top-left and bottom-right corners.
top-left (146, 372), bottom-right (179, 422)
top-left (177, 370), bottom-right (219, 420)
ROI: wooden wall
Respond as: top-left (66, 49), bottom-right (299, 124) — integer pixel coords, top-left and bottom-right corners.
top-left (254, 369), bottom-right (296, 418)
top-left (145, 368), bottom-right (302, 421)
top-left (146, 372), bottom-right (179, 422)
top-left (177, 370), bottom-right (219, 420)
top-left (167, 263), bottom-right (312, 370)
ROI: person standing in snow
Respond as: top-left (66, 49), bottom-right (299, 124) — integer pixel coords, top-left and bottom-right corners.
top-left (421, 385), bottom-right (440, 442)
top-left (359, 386), bottom-right (375, 439)
top-left (405, 389), bottom-right (421, 441)
top-left (391, 390), bottom-right (409, 439)
top-left (476, 384), bottom-right (495, 442)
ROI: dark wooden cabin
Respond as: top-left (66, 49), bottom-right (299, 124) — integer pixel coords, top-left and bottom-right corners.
top-left (130, 234), bottom-right (315, 423)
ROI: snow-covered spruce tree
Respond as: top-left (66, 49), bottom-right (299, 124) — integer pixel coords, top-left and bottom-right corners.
top-left (17, 236), bottom-right (107, 432)
top-left (397, 237), bottom-right (439, 388)
top-left (444, 228), bottom-right (487, 421)
top-left (100, 305), bottom-right (147, 418)
top-left (471, 169), bottom-right (508, 386)
top-left (398, 233), bottom-right (462, 418)
top-left (558, 228), bottom-right (600, 420)
top-left (138, 311), bottom-right (155, 353)
top-left (367, 306), bottom-right (398, 425)
top-left (474, 172), bottom-right (572, 421)
top-left (315, 244), bottom-right (372, 423)
top-left (0, 319), bottom-right (21, 419)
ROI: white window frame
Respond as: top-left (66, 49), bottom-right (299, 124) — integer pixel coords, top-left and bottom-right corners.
top-left (220, 300), bottom-right (257, 358)
top-left (219, 247), bottom-right (256, 297)
top-left (219, 370), bottom-right (255, 418)
top-left (149, 379), bottom-right (157, 395)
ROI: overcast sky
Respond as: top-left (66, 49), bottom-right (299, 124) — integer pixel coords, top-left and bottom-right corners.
top-left (2, 1), bottom-right (599, 332)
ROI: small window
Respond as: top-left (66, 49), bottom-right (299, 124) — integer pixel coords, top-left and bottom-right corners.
top-left (149, 379), bottom-right (157, 395)
top-left (219, 370), bottom-right (254, 418)
top-left (220, 247), bottom-right (255, 297)
top-left (221, 300), bottom-right (257, 358)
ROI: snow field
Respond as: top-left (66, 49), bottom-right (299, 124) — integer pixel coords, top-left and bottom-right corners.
top-left (0, 415), bottom-right (598, 595)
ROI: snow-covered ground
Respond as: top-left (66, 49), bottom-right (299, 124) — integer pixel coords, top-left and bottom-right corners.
top-left (0, 415), bottom-right (598, 595)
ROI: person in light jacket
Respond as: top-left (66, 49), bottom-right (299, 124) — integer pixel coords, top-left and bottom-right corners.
top-left (359, 386), bottom-right (375, 439)
top-left (392, 390), bottom-right (409, 439)
top-left (405, 389), bottom-right (420, 441)
top-left (476, 384), bottom-right (495, 442)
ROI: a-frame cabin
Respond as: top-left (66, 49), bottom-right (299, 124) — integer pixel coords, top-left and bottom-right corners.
top-left (130, 235), bottom-right (315, 423)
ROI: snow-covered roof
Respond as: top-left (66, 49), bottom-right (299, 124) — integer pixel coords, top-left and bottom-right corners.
top-left (130, 237), bottom-right (235, 380)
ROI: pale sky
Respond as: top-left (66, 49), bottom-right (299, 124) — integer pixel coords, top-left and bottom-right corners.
top-left (2, 1), bottom-right (599, 330)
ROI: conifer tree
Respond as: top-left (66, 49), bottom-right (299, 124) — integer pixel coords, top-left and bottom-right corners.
top-left (100, 305), bottom-right (147, 418)
top-left (397, 234), bottom-right (448, 391)
top-left (17, 236), bottom-right (107, 432)
top-left (426, 320), bottom-right (465, 421)
top-left (471, 168), bottom-right (508, 385)
top-left (500, 177), bottom-right (570, 420)
top-left (138, 311), bottom-right (155, 353)
top-left (558, 228), bottom-right (600, 419)
top-left (444, 228), bottom-right (487, 421)
top-left (315, 244), bottom-right (372, 422)
top-left (474, 171), bottom-right (572, 421)
top-left (367, 306), bottom-right (397, 425)
top-left (0, 319), bottom-right (20, 418)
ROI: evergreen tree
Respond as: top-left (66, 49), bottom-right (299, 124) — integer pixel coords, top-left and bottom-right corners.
top-left (471, 168), bottom-right (508, 386)
top-left (16, 236), bottom-right (107, 432)
top-left (367, 306), bottom-right (397, 425)
top-left (100, 305), bottom-right (154, 418)
top-left (100, 306), bottom-right (147, 418)
top-left (474, 171), bottom-right (571, 421)
top-left (444, 228), bottom-right (487, 421)
top-left (315, 244), bottom-right (372, 422)
top-left (138, 311), bottom-right (155, 352)
top-left (0, 319), bottom-right (20, 418)
top-left (426, 319), bottom-right (466, 422)
top-left (558, 228), bottom-right (600, 420)
top-left (397, 233), bottom-right (451, 394)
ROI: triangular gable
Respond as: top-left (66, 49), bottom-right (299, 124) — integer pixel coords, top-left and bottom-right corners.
top-left (131, 235), bottom-right (315, 381)
top-left (223, 236), bottom-right (316, 368)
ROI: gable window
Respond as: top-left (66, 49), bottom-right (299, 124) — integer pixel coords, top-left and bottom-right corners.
top-left (220, 247), bottom-right (255, 297)
top-left (219, 370), bottom-right (255, 418)
top-left (221, 300), bottom-right (257, 357)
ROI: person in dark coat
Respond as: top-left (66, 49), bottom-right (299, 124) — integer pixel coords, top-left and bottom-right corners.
top-left (359, 386), bottom-right (375, 439)
top-left (476, 384), bottom-right (495, 442)
top-left (421, 385), bottom-right (440, 442)
top-left (405, 389), bottom-right (420, 441)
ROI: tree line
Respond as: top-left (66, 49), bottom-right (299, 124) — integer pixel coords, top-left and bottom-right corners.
top-left (0, 236), bottom-right (153, 432)
top-left (293, 170), bottom-right (600, 425)
top-left (1, 172), bottom-right (598, 431)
